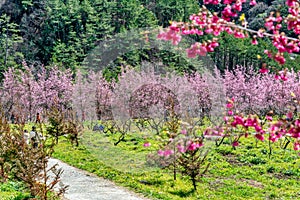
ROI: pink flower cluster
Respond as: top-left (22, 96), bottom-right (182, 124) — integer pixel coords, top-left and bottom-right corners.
top-left (143, 142), bottom-right (151, 147)
top-left (230, 115), bottom-right (265, 141)
top-left (187, 141), bottom-right (204, 151)
top-left (224, 66), bottom-right (300, 115)
top-left (204, 127), bottom-right (225, 138)
top-left (264, 14), bottom-right (283, 32)
top-left (158, 0), bottom-right (300, 65)
top-left (1, 63), bottom-right (73, 121)
top-left (268, 118), bottom-right (300, 150)
top-left (222, 5), bottom-right (238, 21)
top-left (274, 70), bottom-right (290, 81)
top-left (222, 106), bottom-right (300, 151)
top-left (157, 137), bottom-right (204, 157)
top-left (286, 0), bottom-right (300, 34)
top-left (157, 22), bottom-right (182, 45)
top-left (176, 140), bottom-right (203, 153)
top-left (271, 34), bottom-right (299, 64)
top-left (158, 149), bottom-right (174, 157)
top-left (186, 40), bottom-right (219, 58)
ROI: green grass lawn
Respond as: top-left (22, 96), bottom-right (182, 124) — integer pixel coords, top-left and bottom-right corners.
top-left (0, 181), bottom-right (31, 200)
top-left (53, 129), bottom-right (300, 200)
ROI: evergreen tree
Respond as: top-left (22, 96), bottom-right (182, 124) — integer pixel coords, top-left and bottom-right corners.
top-left (110, 0), bottom-right (157, 33)
top-left (141, 0), bottom-right (200, 27)
top-left (0, 14), bottom-right (23, 78)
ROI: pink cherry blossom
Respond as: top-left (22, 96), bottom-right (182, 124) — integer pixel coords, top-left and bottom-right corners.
top-left (158, 0), bottom-right (300, 65)
top-left (187, 142), bottom-right (203, 151)
top-left (266, 116), bottom-right (273, 121)
top-left (181, 129), bottom-right (187, 135)
top-left (259, 67), bottom-right (269, 74)
top-left (250, 0), bottom-right (257, 6)
top-left (286, 112), bottom-right (293, 119)
top-left (294, 142), bottom-right (300, 151)
top-left (232, 141), bottom-right (239, 147)
top-left (143, 142), bottom-right (151, 147)
top-left (226, 103), bottom-right (233, 108)
top-left (255, 134), bottom-right (265, 141)
top-left (251, 38), bottom-right (258, 45)
top-left (177, 144), bottom-right (186, 153)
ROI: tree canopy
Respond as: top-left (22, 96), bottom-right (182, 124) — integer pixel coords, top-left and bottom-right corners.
top-left (0, 0), bottom-right (298, 79)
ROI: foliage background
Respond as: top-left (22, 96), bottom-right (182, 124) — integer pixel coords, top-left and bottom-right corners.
top-left (0, 0), bottom-right (299, 80)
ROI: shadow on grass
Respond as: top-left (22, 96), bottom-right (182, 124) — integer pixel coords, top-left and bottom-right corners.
top-left (139, 179), bottom-right (164, 186)
top-left (169, 188), bottom-right (195, 198)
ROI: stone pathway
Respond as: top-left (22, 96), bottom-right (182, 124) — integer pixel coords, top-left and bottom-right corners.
top-left (48, 158), bottom-right (149, 200)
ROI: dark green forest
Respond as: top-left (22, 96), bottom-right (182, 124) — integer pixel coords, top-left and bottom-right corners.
top-left (0, 0), bottom-right (299, 80)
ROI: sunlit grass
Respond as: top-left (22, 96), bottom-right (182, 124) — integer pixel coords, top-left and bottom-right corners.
top-left (0, 181), bottom-right (31, 200)
top-left (52, 127), bottom-right (300, 200)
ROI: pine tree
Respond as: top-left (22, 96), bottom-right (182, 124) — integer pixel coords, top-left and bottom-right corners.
top-left (0, 14), bottom-right (23, 77)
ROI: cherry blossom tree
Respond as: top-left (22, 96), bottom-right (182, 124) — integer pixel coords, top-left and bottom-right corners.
top-left (223, 65), bottom-right (300, 116)
top-left (158, 0), bottom-right (300, 67)
top-left (72, 71), bottom-right (88, 121)
top-left (90, 71), bottom-right (114, 121)
top-left (1, 63), bottom-right (73, 121)
top-left (16, 63), bottom-right (39, 122)
top-left (2, 67), bottom-right (22, 121)
top-left (35, 66), bottom-right (73, 113)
